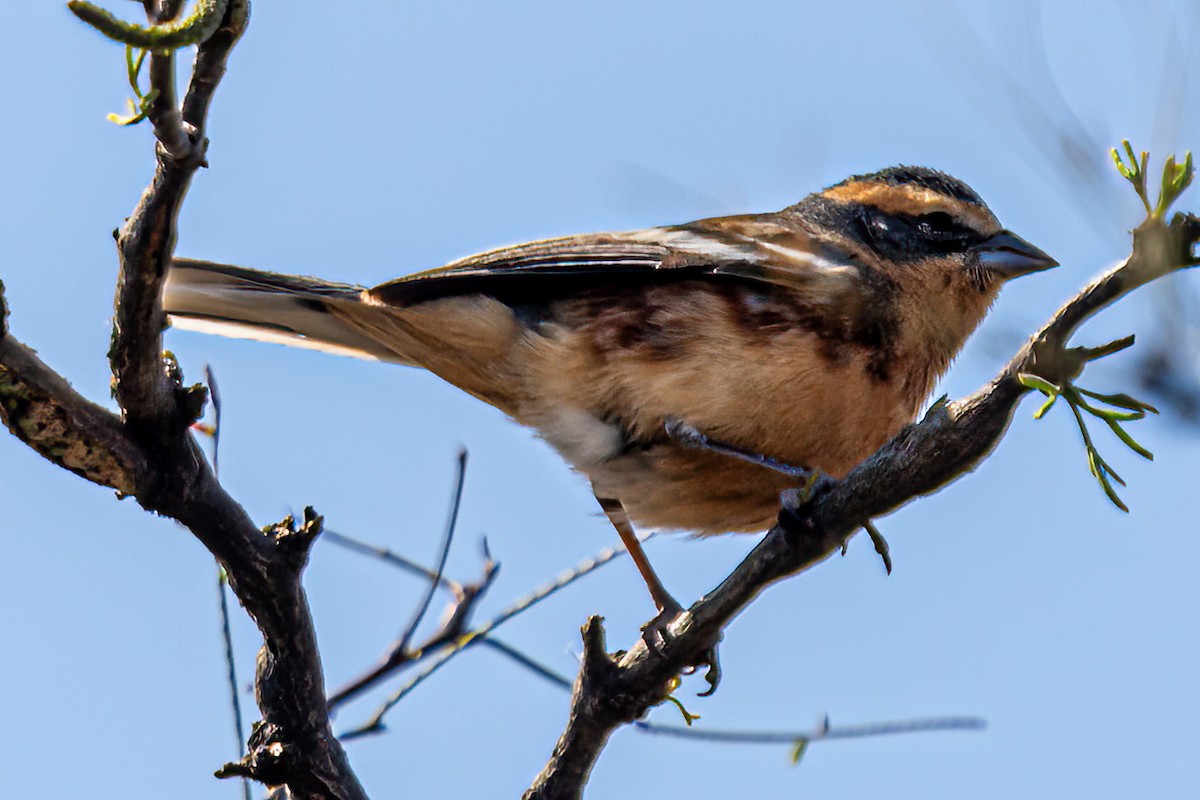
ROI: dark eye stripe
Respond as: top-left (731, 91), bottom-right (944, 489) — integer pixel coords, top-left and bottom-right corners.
top-left (914, 211), bottom-right (978, 243)
top-left (787, 193), bottom-right (989, 262)
top-left (917, 212), bottom-right (957, 237)
top-left (860, 209), bottom-right (984, 261)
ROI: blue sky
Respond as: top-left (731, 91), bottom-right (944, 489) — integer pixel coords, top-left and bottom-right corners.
top-left (2, 2), bottom-right (1198, 797)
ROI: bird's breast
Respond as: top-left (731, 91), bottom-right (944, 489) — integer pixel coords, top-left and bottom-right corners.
top-left (513, 281), bottom-right (934, 533)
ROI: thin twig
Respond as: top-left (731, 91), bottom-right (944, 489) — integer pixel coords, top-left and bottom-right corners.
top-left (479, 627), bottom-right (984, 752)
top-left (327, 549), bottom-right (499, 708)
top-left (204, 366), bottom-right (247, 800)
top-left (339, 534), bottom-right (651, 738)
top-left (398, 449), bottom-right (468, 654)
top-left (321, 529), bottom-right (463, 592)
top-left (67, 0), bottom-right (227, 50)
top-left (337, 645), bottom-right (455, 740)
top-left (486, 533), bottom-right (655, 632)
top-left (633, 715), bottom-right (986, 744)
top-left (217, 571), bottom-right (251, 800)
top-left (480, 637), bottom-right (574, 691)
top-left (203, 364), bottom-right (221, 477)
top-left (326, 454), bottom-right (497, 710)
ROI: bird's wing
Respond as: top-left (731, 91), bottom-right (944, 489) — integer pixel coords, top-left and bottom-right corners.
top-left (367, 215), bottom-right (864, 310)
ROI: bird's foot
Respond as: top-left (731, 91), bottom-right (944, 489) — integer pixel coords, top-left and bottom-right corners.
top-left (795, 467), bottom-right (830, 503)
top-left (640, 597), bottom-right (684, 655)
top-left (780, 468), bottom-right (835, 515)
top-left (641, 599), bottom-right (724, 696)
top-left (682, 639), bottom-right (723, 697)
top-left (861, 520), bottom-right (892, 574)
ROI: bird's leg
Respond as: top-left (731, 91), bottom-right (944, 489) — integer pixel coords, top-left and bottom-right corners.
top-left (595, 494), bottom-right (683, 646)
top-left (667, 418), bottom-right (840, 517)
top-left (667, 420), bottom-right (890, 572)
top-left (595, 492), bottom-right (722, 693)
top-left (664, 418), bottom-right (813, 479)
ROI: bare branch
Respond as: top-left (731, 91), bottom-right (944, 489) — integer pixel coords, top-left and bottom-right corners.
top-left (180, 0), bottom-right (249, 132)
top-left (1, 2), bottom-right (368, 796)
top-left (398, 449), bottom-right (469, 655)
top-left (523, 618), bottom-right (630, 798)
top-left (108, 0), bottom-right (245, 429)
top-left (479, 627), bottom-right (985, 760)
top-left (322, 528), bottom-right (464, 592)
top-left (338, 535), bottom-right (647, 736)
top-left (479, 637), bottom-right (574, 691)
top-left (216, 570), bottom-right (252, 800)
top-left (0, 323), bottom-right (146, 494)
top-left (2, 298), bottom-right (366, 797)
top-left (632, 715), bottom-right (986, 746)
top-left (328, 537), bottom-right (499, 710)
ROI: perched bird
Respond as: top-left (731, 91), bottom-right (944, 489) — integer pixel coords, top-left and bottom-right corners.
top-left (164, 166), bottom-right (1056, 639)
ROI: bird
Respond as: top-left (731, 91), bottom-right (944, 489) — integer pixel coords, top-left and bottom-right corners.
top-left (163, 165), bottom-right (1057, 646)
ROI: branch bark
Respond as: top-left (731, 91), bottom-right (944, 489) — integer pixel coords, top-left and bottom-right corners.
top-left (0, 332), bottom-right (146, 494)
top-left (523, 212), bottom-right (1200, 800)
top-left (2, 2), bottom-right (366, 797)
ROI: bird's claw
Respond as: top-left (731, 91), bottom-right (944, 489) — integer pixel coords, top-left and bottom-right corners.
top-left (640, 598), bottom-right (684, 656)
top-left (641, 602), bottom-right (724, 696)
top-left (684, 641), bottom-right (722, 696)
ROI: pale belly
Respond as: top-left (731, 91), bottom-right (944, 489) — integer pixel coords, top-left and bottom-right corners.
top-left (584, 443), bottom-right (802, 534)
top-left (515, 348), bottom-right (923, 535)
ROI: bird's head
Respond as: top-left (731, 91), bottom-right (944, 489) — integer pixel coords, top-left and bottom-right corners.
top-left (793, 165), bottom-right (1058, 360)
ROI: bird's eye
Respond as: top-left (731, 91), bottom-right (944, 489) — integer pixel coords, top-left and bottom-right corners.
top-left (916, 212), bottom-right (959, 239)
top-left (869, 216), bottom-right (893, 235)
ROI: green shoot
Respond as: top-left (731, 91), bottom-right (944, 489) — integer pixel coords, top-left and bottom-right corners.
top-left (1111, 140), bottom-right (1194, 219)
top-left (106, 45), bottom-right (157, 126)
top-left (662, 676), bottom-right (701, 726)
top-left (67, 0), bottom-right (227, 51)
top-left (1018, 345), bottom-right (1158, 513)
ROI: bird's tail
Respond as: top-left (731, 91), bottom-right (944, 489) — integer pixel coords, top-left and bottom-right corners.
top-left (163, 258), bottom-right (403, 362)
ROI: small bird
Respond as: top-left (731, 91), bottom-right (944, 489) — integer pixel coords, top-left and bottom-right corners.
top-left (164, 166), bottom-right (1056, 641)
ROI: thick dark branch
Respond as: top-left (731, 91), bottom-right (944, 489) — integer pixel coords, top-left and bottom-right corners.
top-left (114, 3), bottom-right (364, 795)
top-left (2, 241), bottom-right (366, 799)
top-left (523, 620), bottom-right (628, 798)
top-left (0, 285), bottom-right (370, 798)
top-left (525, 212), bottom-right (1200, 800)
top-left (1, 3), bottom-right (368, 797)
top-left (109, 0), bottom-right (246, 430)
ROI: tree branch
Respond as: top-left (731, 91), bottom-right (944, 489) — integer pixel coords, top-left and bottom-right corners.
top-left (336, 535), bottom-right (650, 739)
top-left (524, 211), bottom-right (1200, 800)
top-left (0, 325), bottom-right (146, 495)
top-left (0, 2), bottom-right (369, 796)
top-left (67, 0), bottom-right (227, 50)
top-left (108, 0), bottom-right (245, 430)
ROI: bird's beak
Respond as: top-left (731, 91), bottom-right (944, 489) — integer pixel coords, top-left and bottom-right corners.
top-left (973, 230), bottom-right (1059, 280)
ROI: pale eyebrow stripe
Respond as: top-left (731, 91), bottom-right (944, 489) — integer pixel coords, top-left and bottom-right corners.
top-left (822, 182), bottom-right (997, 232)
